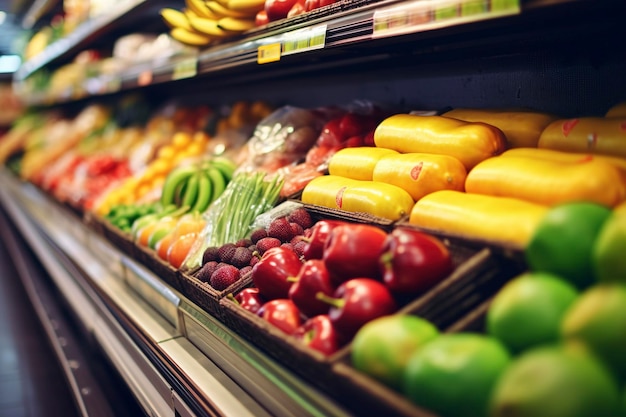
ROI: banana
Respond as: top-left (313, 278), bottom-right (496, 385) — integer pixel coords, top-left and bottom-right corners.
top-left (170, 27), bottom-right (214, 46)
top-left (175, 180), bottom-right (188, 205)
top-left (192, 171), bottom-right (214, 213)
top-left (188, 16), bottom-right (229, 38)
top-left (206, 1), bottom-right (256, 18)
top-left (211, 156), bottom-right (237, 182)
top-left (161, 8), bottom-right (192, 31)
top-left (186, 0), bottom-right (221, 19)
top-left (212, 0), bottom-right (232, 8)
top-left (161, 165), bottom-right (198, 207)
top-left (207, 166), bottom-right (227, 204)
top-left (227, 0), bottom-right (265, 12)
top-left (218, 16), bottom-right (256, 32)
top-left (181, 172), bottom-right (201, 208)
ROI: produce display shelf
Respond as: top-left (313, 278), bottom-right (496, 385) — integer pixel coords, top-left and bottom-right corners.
top-left (14, 0), bottom-right (177, 81)
top-left (17, 0), bottom-right (626, 107)
top-left (0, 168), bottom-right (353, 417)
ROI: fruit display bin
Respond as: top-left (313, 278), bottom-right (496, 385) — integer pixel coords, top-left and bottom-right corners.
top-left (133, 243), bottom-right (184, 292)
top-left (219, 235), bottom-right (523, 400)
top-left (178, 267), bottom-right (254, 321)
top-left (330, 299), bottom-right (493, 417)
top-left (92, 215), bottom-right (139, 263)
top-left (296, 201), bottom-right (397, 231)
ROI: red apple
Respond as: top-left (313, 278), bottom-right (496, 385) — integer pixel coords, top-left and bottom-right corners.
top-left (265, 0), bottom-right (299, 21)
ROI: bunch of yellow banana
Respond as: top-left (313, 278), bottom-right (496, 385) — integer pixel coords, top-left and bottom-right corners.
top-left (161, 0), bottom-right (264, 47)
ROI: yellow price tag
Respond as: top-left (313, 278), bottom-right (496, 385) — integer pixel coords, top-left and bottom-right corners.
top-left (258, 43), bottom-right (281, 64)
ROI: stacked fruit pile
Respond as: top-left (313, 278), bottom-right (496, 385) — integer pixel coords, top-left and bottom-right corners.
top-left (345, 201), bottom-right (626, 417)
top-left (161, 0), bottom-right (262, 46)
top-left (300, 104), bottom-right (626, 248)
top-left (222, 205), bottom-right (455, 356)
top-left (94, 131), bottom-right (210, 215)
top-left (161, 0), bottom-right (344, 47)
top-left (194, 206), bottom-right (313, 291)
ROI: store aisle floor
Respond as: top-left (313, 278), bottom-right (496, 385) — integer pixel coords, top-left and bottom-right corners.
top-left (0, 235), bottom-right (80, 417)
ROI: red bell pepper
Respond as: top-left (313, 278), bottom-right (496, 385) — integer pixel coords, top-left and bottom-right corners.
top-left (316, 278), bottom-right (397, 338)
top-left (252, 247), bottom-right (302, 300)
top-left (379, 228), bottom-right (453, 295)
top-left (323, 224), bottom-right (387, 285)
top-left (258, 299), bottom-right (302, 334)
top-left (293, 314), bottom-right (340, 355)
top-left (288, 259), bottom-right (335, 317)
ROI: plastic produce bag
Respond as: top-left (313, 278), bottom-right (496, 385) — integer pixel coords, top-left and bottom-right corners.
top-left (235, 105), bottom-right (338, 175)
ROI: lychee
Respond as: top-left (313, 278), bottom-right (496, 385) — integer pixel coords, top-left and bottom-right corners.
top-left (255, 237), bottom-right (281, 255)
top-left (267, 217), bottom-right (294, 242)
top-left (210, 265), bottom-right (241, 291)
top-left (250, 228), bottom-right (268, 244)
top-left (293, 240), bottom-right (307, 258)
top-left (202, 246), bottom-right (220, 265)
top-left (287, 207), bottom-right (313, 229)
top-left (196, 261), bottom-right (219, 283)
top-left (235, 238), bottom-right (253, 248)
top-left (231, 247), bottom-right (253, 268)
top-left (218, 243), bottom-right (237, 263)
top-left (290, 222), bottom-right (304, 237)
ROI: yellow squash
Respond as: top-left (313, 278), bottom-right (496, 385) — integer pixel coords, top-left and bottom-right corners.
top-left (328, 147), bottom-right (398, 181)
top-left (443, 108), bottom-right (557, 148)
top-left (465, 155), bottom-right (626, 207)
top-left (301, 175), bottom-right (415, 221)
top-left (501, 147), bottom-right (626, 175)
top-left (409, 190), bottom-right (549, 247)
top-left (606, 102), bottom-right (626, 118)
top-left (538, 117), bottom-right (626, 158)
top-left (372, 152), bottom-right (466, 201)
top-left (374, 114), bottom-right (506, 170)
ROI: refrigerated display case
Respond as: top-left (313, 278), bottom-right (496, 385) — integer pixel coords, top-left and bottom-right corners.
top-left (1, 0), bottom-right (625, 416)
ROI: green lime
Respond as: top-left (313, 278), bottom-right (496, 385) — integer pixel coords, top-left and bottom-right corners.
top-left (351, 315), bottom-right (439, 390)
top-left (526, 202), bottom-right (612, 288)
top-left (490, 344), bottom-right (622, 417)
top-left (403, 333), bottom-right (511, 417)
top-left (487, 272), bottom-right (579, 354)
top-left (561, 284), bottom-right (626, 382)
top-left (592, 207), bottom-right (626, 283)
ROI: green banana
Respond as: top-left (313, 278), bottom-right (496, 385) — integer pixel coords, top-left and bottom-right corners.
top-left (161, 165), bottom-right (198, 207)
top-left (181, 172), bottom-right (201, 208)
top-left (210, 156), bottom-right (237, 182)
top-left (207, 166), bottom-right (227, 204)
top-left (192, 171), bottom-right (213, 213)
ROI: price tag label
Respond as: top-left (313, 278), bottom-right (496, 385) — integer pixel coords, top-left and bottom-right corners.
top-left (373, 0), bottom-right (519, 38)
top-left (258, 43), bottom-right (282, 64)
top-left (172, 57), bottom-right (198, 80)
top-left (281, 25), bottom-right (327, 56)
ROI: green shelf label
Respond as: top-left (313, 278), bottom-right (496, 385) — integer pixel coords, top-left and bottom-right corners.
top-left (373, 0), bottom-right (520, 38)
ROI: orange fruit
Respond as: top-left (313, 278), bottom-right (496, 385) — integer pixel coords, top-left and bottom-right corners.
top-left (173, 214), bottom-right (206, 238)
top-left (136, 222), bottom-right (160, 246)
top-left (156, 232), bottom-right (175, 260)
top-left (167, 233), bottom-right (198, 268)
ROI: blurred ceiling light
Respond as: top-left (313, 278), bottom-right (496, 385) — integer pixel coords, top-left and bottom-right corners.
top-left (0, 55), bottom-right (21, 73)
top-left (0, 11), bottom-right (6, 26)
